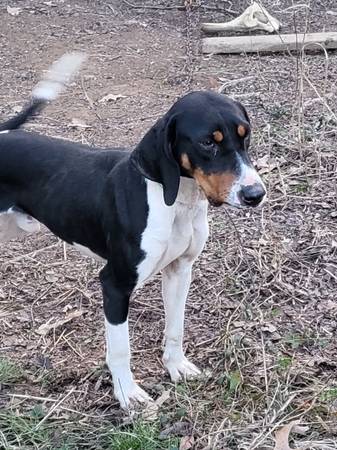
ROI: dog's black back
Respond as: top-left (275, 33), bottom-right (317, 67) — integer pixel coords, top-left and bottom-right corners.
top-left (0, 130), bottom-right (147, 259)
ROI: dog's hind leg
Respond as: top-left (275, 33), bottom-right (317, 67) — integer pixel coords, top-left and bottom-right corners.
top-left (0, 207), bottom-right (40, 243)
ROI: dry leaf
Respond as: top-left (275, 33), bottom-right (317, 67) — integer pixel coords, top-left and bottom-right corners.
top-left (7, 6), bottom-right (21, 16)
top-left (274, 420), bottom-right (309, 450)
top-left (160, 421), bottom-right (191, 439)
top-left (36, 310), bottom-right (82, 336)
top-left (12, 105), bottom-right (22, 114)
top-left (45, 270), bottom-right (59, 283)
top-left (68, 118), bottom-right (92, 129)
top-left (261, 323), bottom-right (277, 333)
top-left (292, 424), bottom-right (309, 435)
top-left (98, 93), bottom-right (126, 103)
top-left (256, 154), bottom-right (269, 169)
top-left (124, 19), bottom-right (148, 28)
top-left (180, 435), bottom-right (195, 450)
top-left (142, 389), bottom-right (171, 421)
top-left (208, 76), bottom-right (219, 89)
top-left (255, 155), bottom-right (279, 174)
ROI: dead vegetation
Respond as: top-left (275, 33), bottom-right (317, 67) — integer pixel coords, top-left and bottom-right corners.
top-left (0, 1), bottom-right (337, 449)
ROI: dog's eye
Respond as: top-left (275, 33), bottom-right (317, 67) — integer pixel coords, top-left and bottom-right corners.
top-left (200, 138), bottom-right (215, 149)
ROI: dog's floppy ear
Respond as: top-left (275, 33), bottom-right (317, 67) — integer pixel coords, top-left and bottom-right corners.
top-left (159, 114), bottom-right (180, 206)
top-left (235, 100), bottom-right (250, 124)
top-left (133, 113), bottom-right (180, 206)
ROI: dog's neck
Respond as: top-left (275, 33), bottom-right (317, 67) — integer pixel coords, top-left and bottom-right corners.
top-left (130, 147), bottom-right (159, 183)
top-left (132, 156), bottom-right (204, 205)
top-left (176, 177), bottom-right (205, 205)
top-left (130, 147), bottom-right (204, 206)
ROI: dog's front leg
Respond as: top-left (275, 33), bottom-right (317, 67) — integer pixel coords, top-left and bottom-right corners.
top-left (100, 264), bottom-right (152, 408)
top-left (162, 260), bottom-right (201, 381)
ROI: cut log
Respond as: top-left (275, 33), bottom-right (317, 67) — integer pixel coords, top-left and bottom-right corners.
top-left (202, 32), bottom-right (337, 54)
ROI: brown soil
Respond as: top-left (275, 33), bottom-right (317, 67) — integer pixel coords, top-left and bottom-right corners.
top-left (1, 1), bottom-right (337, 449)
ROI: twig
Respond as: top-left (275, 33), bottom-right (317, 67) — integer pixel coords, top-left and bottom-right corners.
top-left (80, 76), bottom-right (102, 121)
top-left (34, 388), bottom-right (75, 430)
top-left (4, 243), bottom-right (59, 264)
top-left (218, 75), bottom-right (255, 94)
top-left (120, 0), bottom-right (185, 10)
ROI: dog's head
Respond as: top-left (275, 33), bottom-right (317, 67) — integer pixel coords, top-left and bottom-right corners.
top-left (135, 91), bottom-right (266, 207)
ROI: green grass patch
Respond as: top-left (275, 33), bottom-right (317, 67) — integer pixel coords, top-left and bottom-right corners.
top-left (0, 412), bottom-right (51, 449)
top-left (283, 333), bottom-right (331, 350)
top-left (217, 370), bottom-right (243, 404)
top-left (277, 356), bottom-right (293, 370)
top-left (0, 410), bottom-right (180, 450)
top-left (270, 307), bottom-right (282, 318)
top-left (0, 358), bottom-right (23, 383)
top-left (108, 421), bottom-right (179, 450)
top-left (284, 333), bottom-right (305, 349)
top-left (320, 388), bottom-right (337, 403)
top-left (293, 181), bottom-right (310, 194)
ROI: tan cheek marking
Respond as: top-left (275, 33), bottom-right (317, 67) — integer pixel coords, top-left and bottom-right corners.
top-left (193, 168), bottom-right (211, 196)
top-left (193, 168), bottom-right (236, 200)
top-left (237, 124), bottom-right (246, 138)
top-left (217, 172), bottom-right (237, 196)
top-left (213, 130), bottom-right (223, 143)
top-left (180, 153), bottom-right (192, 172)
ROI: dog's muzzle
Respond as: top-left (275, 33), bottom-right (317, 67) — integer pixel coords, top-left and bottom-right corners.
top-left (226, 161), bottom-right (267, 208)
top-left (239, 183), bottom-right (266, 207)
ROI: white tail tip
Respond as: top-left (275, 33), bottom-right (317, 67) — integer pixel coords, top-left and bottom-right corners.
top-left (32, 52), bottom-right (86, 102)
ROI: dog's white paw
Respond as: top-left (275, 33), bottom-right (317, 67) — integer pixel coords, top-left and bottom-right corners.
top-left (164, 355), bottom-right (201, 382)
top-left (114, 381), bottom-right (153, 409)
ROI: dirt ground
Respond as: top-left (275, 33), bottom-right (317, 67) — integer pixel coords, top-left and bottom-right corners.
top-left (1, 1), bottom-right (337, 449)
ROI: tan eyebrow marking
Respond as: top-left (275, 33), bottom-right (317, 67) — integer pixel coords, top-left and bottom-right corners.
top-left (237, 124), bottom-right (246, 138)
top-left (213, 130), bottom-right (223, 143)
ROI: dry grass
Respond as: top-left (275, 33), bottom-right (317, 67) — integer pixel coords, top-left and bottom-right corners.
top-left (1, 1), bottom-right (337, 449)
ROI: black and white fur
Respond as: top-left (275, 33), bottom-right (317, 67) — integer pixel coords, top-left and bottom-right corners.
top-left (0, 54), bottom-right (266, 408)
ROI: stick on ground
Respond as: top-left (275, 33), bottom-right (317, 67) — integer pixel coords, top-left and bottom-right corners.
top-left (202, 32), bottom-right (337, 54)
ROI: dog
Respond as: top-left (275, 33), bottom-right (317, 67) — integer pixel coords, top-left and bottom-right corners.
top-left (0, 53), bottom-right (266, 408)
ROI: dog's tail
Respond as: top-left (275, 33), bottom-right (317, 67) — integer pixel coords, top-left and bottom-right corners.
top-left (0, 52), bottom-right (86, 132)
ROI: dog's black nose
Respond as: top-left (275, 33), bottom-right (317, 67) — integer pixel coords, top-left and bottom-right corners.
top-left (240, 184), bottom-right (266, 207)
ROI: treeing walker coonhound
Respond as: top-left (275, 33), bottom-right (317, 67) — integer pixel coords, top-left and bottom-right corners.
top-left (0, 53), bottom-right (266, 408)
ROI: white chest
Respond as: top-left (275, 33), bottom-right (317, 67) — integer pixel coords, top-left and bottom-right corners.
top-left (136, 178), bottom-right (208, 286)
